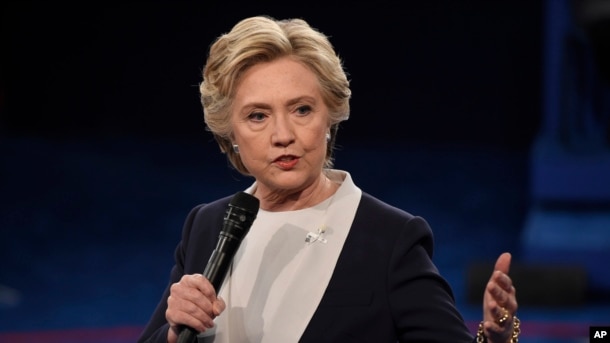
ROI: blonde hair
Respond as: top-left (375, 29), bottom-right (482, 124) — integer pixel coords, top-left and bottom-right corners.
top-left (200, 15), bottom-right (351, 175)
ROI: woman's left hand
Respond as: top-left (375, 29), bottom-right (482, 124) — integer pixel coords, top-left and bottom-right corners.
top-left (481, 252), bottom-right (518, 343)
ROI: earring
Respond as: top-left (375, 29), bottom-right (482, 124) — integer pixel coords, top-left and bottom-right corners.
top-left (326, 133), bottom-right (331, 142)
top-left (232, 144), bottom-right (239, 154)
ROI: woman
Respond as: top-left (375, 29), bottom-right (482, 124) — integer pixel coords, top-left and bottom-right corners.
top-left (138, 16), bottom-right (519, 343)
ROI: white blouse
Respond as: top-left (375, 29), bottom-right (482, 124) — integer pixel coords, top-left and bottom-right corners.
top-left (199, 170), bottom-right (362, 343)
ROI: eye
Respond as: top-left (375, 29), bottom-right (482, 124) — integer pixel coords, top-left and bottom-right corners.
top-left (295, 105), bottom-right (312, 116)
top-left (247, 111), bottom-right (266, 122)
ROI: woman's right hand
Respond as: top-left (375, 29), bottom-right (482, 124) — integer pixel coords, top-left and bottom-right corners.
top-left (165, 274), bottom-right (226, 343)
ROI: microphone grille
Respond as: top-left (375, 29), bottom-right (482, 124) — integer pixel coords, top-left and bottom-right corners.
top-left (229, 191), bottom-right (260, 214)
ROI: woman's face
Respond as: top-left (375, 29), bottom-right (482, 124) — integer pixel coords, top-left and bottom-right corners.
top-left (230, 56), bottom-right (330, 196)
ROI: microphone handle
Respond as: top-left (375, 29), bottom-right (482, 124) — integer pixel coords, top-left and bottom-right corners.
top-left (203, 235), bottom-right (239, 291)
top-left (176, 327), bottom-right (198, 343)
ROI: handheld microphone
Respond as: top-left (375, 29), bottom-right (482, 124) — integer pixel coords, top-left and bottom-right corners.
top-left (177, 191), bottom-right (259, 343)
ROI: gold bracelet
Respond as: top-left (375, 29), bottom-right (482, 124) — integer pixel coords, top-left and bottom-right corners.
top-left (476, 315), bottom-right (520, 343)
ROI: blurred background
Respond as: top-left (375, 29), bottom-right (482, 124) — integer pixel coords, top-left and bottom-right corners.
top-left (1, 1), bottom-right (609, 342)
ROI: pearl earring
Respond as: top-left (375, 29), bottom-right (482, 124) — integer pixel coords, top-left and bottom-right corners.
top-left (326, 133), bottom-right (331, 142)
top-left (232, 144), bottom-right (239, 154)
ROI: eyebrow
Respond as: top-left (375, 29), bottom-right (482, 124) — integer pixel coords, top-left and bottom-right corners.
top-left (240, 96), bottom-right (317, 112)
top-left (285, 96), bottom-right (317, 107)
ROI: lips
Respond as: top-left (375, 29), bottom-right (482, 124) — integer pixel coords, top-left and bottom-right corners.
top-left (273, 155), bottom-right (299, 169)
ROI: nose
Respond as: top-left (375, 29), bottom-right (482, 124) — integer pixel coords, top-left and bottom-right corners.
top-left (271, 114), bottom-right (295, 147)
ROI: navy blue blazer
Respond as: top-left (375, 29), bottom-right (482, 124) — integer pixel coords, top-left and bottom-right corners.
top-left (138, 192), bottom-right (476, 342)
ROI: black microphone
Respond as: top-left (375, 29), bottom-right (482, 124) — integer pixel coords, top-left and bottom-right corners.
top-left (177, 191), bottom-right (259, 343)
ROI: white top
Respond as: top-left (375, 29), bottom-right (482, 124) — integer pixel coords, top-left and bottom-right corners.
top-left (200, 170), bottom-right (362, 342)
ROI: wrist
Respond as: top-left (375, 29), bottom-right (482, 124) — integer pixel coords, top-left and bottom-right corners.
top-left (476, 315), bottom-right (520, 343)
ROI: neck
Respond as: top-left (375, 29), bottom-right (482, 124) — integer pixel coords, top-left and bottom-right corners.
top-left (256, 173), bottom-right (339, 212)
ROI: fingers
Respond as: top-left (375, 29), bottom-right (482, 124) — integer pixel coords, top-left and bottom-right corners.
top-left (184, 274), bottom-right (218, 298)
top-left (487, 271), bottom-right (516, 307)
top-left (485, 270), bottom-right (518, 318)
top-left (494, 252), bottom-right (511, 275)
top-left (489, 252), bottom-right (517, 310)
top-left (165, 274), bottom-right (222, 333)
top-left (213, 296), bottom-right (226, 317)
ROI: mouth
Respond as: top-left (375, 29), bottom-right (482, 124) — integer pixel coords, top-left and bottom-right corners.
top-left (273, 155), bottom-right (299, 169)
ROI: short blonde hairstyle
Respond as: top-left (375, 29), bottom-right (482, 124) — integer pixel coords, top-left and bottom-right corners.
top-left (200, 15), bottom-right (351, 175)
